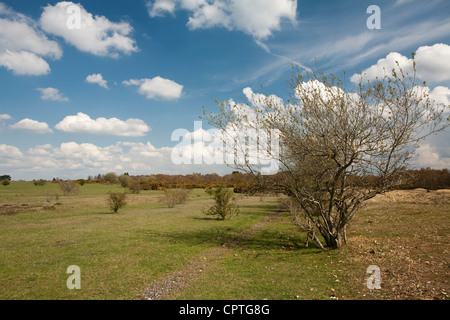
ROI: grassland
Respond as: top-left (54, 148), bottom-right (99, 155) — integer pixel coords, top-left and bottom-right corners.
top-left (0, 182), bottom-right (448, 300)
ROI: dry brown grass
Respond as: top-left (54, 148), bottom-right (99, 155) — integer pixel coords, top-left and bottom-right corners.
top-left (339, 189), bottom-right (449, 300)
top-left (368, 188), bottom-right (450, 205)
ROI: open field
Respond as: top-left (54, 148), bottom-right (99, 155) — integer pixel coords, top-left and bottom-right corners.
top-left (0, 182), bottom-right (449, 300)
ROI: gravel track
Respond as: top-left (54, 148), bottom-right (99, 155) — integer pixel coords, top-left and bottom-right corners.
top-left (138, 209), bottom-right (283, 300)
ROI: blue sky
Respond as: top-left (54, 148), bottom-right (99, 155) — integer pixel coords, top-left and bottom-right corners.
top-left (0, 0), bottom-right (449, 180)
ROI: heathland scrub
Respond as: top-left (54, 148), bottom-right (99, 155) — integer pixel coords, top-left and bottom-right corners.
top-left (0, 182), bottom-right (448, 300)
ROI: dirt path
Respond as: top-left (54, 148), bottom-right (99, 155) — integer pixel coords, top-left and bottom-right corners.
top-left (137, 209), bottom-right (283, 300)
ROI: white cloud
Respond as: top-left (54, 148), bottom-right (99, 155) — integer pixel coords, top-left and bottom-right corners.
top-left (0, 3), bottom-right (62, 75)
top-left (414, 43), bottom-right (450, 82)
top-left (0, 138), bottom-right (233, 180)
top-left (37, 87), bottom-right (69, 102)
top-left (169, 87), bottom-right (287, 173)
top-left (410, 85), bottom-right (450, 106)
top-left (0, 49), bottom-right (51, 76)
top-left (123, 77), bottom-right (184, 100)
top-left (0, 141), bottom-right (173, 180)
top-left (86, 73), bottom-right (109, 89)
top-left (0, 144), bottom-right (23, 159)
top-left (351, 43), bottom-right (450, 83)
top-left (147, 0), bottom-right (177, 17)
top-left (55, 112), bottom-right (151, 137)
top-left (146, 0), bottom-right (297, 39)
top-left (350, 52), bottom-right (411, 83)
top-left (170, 119), bottom-right (281, 175)
top-left (428, 86), bottom-right (450, 106)
top-left (10, 118), bottom-right (53, 134)
top-left (413, 144), bottom-right (450, 169)
top-left (40, 1), bottom-right (138, 58)
top-left (0, 114), bottom-right (11, 120)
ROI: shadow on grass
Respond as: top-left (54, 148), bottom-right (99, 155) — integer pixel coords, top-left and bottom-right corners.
top-left (96, 210), bottom-right (128, 215)
top-left (191, 217), bottom-right (224, 221)
top-left (237, 204), bottom-right (281, 210)
top-left (138, 226), bottom-right (323, 252)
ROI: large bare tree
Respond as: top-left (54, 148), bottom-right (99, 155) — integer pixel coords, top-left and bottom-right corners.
top-left (203, 59), bottom-right (449, 249)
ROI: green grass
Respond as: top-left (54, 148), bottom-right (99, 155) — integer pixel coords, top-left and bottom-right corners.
top-left (0, 182), bottom-right (282, 299)
top-left (172, 211), bottom-right (343, 300)
top-left (1, 182), bottom-right (448, 300)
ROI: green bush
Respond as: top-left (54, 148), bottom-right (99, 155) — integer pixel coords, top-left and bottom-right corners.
top-left (104, 172), bottom-right (118, 184)
top-left (2, 180), bottom-right (10, 186)
top-left (33, 179), bottom-right (47, 186)
top-left (204, 186), bottom-right (239, 220)
top-left (106, 192), bottom-right (127, 213)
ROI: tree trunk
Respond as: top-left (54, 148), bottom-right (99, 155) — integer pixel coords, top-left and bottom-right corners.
top-left (326, 233), bottom-right (343, 249)
top-left (343, 226), bottom-right (348, 244)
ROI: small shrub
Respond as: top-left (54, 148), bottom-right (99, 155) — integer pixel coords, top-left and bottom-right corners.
top-left (118, 174), bottom-right (131, 188)
top-left (79, 179), bottom-right (86, 186)
top-left (2, 180), bottom-right (10, 186)
top-left (159, 188), bottom-right (191, 208)
top-left (44, 191), bottom-right (59, 202)
top-left (129, 180), bottom-right (142, 194)
top-left (204, 186), bottom-right (239, 220)
top-left (34, 179), bottom-right (47, 186)
top-left (59, 181), bottom-right (79, 196)
top-left (104, 172), bottom-right (118, 184)
top-left (174, 188), bottom-right (190, 204)
top-left (106, 192), bottom-right (127, 213)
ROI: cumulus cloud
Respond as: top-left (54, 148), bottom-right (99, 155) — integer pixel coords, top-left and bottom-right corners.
top-left (351, 43), bottom-right (450, 83)
top-left (40, 1), bottom-right (138, 58)
top-left (10, 118), bottom-right (53, 134)
top-left (86, 73), bottom-right (109, 89)
top-left (413, 144), bottom-right (450, 169)
top-left (0, 141), bottom-right (173, 180)
top-left (0, 3), bottom-right (62, 75)
top-left (350, 52), bottom-right (410, 83)
top-left (0, 144), bottom-right (23, 160)
top-left (146, 0), bottom-right (297, 39)
top-left (37, 87), bottom-right (69, 102)
top-left (123, 77), bottom-right (184, 100)
top-left (0, 140), bottom-right (233, 180)
top-left (55, 112), bottom-right (151, 137)
top-left (148, 0), bottom-right (177, 17)
top-left (409, 85), bottom-right (450, 106)
top-left (428, 86), bottom-right (450, 106)
top-left (414, 43), bottom-right (450, 82)
top-left (169, 87), bottom-right (287, 174)
top-left (0, 50), bottom-right (52, 76)
top-left (171, 120), bottom-right (281, 175)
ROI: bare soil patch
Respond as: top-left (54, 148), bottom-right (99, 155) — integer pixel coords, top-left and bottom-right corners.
top-left (0, 204), bottom-right (40, 215)
top-left (340, 189), bottom-right (449, 300)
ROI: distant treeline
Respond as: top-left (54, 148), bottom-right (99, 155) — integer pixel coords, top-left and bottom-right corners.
top-left (398, 168), bottom-right (450, 190)
top-left (39, 168), bottom-right (450, 192)
top-left (72, 171), bottom-right (259, 193)
top-left (129, 172), bottom-right (258, 192)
